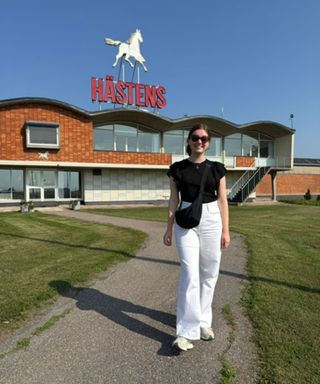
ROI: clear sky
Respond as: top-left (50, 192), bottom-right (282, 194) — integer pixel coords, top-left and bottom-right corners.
top-left (1, 0), bottom-right (319, 158)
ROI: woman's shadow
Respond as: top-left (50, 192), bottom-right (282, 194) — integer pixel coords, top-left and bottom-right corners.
top-left (49, 280), bottom-right (179, 356)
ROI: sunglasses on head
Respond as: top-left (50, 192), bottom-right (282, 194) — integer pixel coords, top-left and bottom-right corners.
top-left (190, 135), bottom-right (210, 143)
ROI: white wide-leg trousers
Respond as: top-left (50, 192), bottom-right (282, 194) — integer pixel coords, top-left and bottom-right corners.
top-left (175, 201), bottom-right (222, 340)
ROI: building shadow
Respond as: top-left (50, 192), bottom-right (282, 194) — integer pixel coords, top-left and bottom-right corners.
top-left (49, 280), bottom-right (179, 357)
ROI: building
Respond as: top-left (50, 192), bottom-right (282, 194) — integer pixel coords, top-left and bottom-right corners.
top-left (0, 97), bottom-right (299, 206)
top-left (256, 158), bottom-right (320, 200)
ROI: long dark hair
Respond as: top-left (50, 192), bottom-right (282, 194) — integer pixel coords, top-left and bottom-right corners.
top-left (186, 123), bottom-right (211, 156)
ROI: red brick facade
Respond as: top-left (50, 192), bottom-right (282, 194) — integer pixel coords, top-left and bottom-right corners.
top-left (256, 173), bottom-right (320, 196)
top-left (235, 156), bottom-right (255, 167)
top-left (0, 103), bottom-right (171, 165)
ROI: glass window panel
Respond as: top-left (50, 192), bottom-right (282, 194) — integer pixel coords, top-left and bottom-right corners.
top-left (29, 126), bottom-right (57, 144)
top-left (260, 141), bottom-right (274, 157)
top-left (94, 125), bottom-right (114, 150)
top-left (225, 134), bottom-right (242, 156)
top-left (58, 172), bottom-right (69, 198)
top-left (163, 130), bottom-right (184, 154)
top-left (26, 123), bottom-right (59, 148)
top-left (29, 188), bottom-right (41, 199)
top-left (29, 170), bottom-right (41, 186)
top-left (114, 124), bottom-right (137, 152)
top-left (12, 170), bottom-right (24, 199)
top-left (58, 171), bottom-right (81, 199)
top-left (0, 170), bottom-right (11, 199)
top-left (242, 135), bottom-right (259, 157)
top-left (138, 131), bottom-right (160, 153)
top-left (44, 188), bottom-right (55, 199)
top-left (42, 171), bottom-right (55, 186)
top-left (0, 170), bottom-right (24, 200)
top-left (70, 172), bottom-right (81, 198)
top-left (206, 137), bottom-right (221, 156)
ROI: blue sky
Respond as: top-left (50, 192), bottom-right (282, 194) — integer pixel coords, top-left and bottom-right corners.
top-left (1, 0), bottom-right (319, 158)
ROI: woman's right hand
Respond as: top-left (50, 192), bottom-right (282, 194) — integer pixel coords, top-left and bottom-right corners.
top-left (163, 229), bottom-right (173, 246)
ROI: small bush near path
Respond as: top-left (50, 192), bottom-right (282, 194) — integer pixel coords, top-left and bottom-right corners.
top-left (84, 204), bottom-right (320, 384)
top-left (0, 212), bottom-right (146, 336)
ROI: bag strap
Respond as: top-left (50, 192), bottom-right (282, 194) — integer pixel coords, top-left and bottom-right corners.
top-left (198, 163), bottom-right (211, 200)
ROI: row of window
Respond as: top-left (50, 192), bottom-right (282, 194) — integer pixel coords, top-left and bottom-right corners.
top-left (94, 125), bottom-right (274, 158)
top-left (0, 169), bottom-right (81, 200)
top-left (24, 121), bottom-right (274, 158)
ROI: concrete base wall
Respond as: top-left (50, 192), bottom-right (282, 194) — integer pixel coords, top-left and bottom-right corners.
top-left (83, 168), bottom-right (169, 202)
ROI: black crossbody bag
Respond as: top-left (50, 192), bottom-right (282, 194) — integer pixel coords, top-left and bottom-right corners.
top-left (175, 163), bottom-right (211, 229)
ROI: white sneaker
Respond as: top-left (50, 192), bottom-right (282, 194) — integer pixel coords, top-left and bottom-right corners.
top-left (200, 327), bottom-right (215, 341)
top-left (172, 336), bottom-right (194, 351)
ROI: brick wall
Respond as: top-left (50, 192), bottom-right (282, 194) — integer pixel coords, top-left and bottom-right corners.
top-left (0, 103), bottom-right (171, 165)
top-left (235, 156), bottom-right (255, 167)
top-left (256, 173), bottom-right (320, 196)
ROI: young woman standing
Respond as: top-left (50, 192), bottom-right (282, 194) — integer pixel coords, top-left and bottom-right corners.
top-left (163, 123), bottom-right (230, 351)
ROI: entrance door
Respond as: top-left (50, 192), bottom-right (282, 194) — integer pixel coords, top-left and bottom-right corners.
top-left (27, 170), bottom-right (56, 201)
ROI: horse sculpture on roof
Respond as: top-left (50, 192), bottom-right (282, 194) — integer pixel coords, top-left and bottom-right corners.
top-left (105, 29), bottom-right (148, 72)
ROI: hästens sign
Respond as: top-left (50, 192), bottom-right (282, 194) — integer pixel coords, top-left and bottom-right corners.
top-left (91, 30), bottom-right (167, 109)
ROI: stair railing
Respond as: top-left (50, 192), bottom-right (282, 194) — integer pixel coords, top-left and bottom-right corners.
top-left (228, 159), bottom-right (256, 200)
top-left (238, 166), bottom-right (270, 202)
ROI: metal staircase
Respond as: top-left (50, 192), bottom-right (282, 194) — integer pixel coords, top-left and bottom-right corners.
top-left (228, 166), bottom-right (271, 203)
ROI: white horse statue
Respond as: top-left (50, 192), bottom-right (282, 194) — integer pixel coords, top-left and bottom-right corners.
top-left (105, 29), bottom-right (148, 72)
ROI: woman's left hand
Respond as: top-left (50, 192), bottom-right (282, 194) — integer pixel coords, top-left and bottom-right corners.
top-left (221, 230), bottom-right (231, 249)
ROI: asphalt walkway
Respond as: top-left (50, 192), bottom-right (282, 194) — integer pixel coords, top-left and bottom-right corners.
top-left (0, 209), bottom-right (258, 384)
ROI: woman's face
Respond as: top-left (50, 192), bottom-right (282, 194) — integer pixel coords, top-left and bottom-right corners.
top-left (188, 129), bottom-right (210, 155)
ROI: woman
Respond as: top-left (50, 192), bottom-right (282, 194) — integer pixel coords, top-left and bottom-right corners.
top-left (163, 123), bottom-right (230, 352)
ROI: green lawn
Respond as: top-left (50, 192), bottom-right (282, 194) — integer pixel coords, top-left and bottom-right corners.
top-left (86, 204), bottom-right (320, 384)
top-left (279, 199), bottom-right (320, 206)
top-left (0, 212), bottom-right (147, 336)
top-left (230, 205), bottom-right (320, 384)
top-left (85, 206), bottom-right (168, 221)
top-left (1, 205), bottom-right (319, 383)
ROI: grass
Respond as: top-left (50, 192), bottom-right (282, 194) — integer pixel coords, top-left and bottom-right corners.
top-left (219, 304), bottom-right (237, 384)
top-left (85, 207), bottom-right (168, 222)
top-left (229, 205), bottom-right (320, 384)
top-left (221, 304), bottom-right (236, 345)
top-left (279, 199), bottom-right (320, 206)
top-left (219, 357), bottom-right (236, 384)
top-left (0, 212), bottom-right (147, 336)
top-left (83, 204), bottom-right (320, 384)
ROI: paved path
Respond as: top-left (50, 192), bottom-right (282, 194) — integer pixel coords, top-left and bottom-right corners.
top-left (0, 209), bottom-right (258, 384)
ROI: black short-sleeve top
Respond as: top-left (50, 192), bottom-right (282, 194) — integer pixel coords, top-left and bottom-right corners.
top-left (167, 159), bottom-right (227, 203)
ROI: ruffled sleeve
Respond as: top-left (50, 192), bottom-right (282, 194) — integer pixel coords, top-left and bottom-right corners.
top-left (213, 161), bottom-right (227, 181)
top-left (167, 162), bottom-right (181, 183)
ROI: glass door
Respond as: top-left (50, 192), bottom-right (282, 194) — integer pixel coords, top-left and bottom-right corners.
top-left (27, 170), bottom-right (56, 201)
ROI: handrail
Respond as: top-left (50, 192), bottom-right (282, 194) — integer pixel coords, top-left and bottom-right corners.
top-left (228, 159), bottom-right (256, 200)
top-left (239, 166), bottom-right (270, 202)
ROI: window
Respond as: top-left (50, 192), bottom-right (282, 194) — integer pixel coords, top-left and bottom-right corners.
top-left (114, 125), bottom-right (137, 152)
top-left (260, 141), bottom-right (273, 158)
top-left (206, 137), bottom-right (222, 156)
top-left (225, 134), bottom-right (242, 156)
top-left (25, 121), bottom-right (59, 149)
top-left (58, 171), bottom-right (81, 199)
top-left (94, 125), bottom-right (114, 150)
top-left (242, 134), bottom-right (258, 157)
top-left (0, 169), bottom-right (24, 200)
top-left (163, 130), bottom-right (184, 154)
top-left (28, 170), bottom-right (56, 200)
top-left (138, 130), bottom-right (160, 153)
top-left (93, 123), bottom-right (160, 153)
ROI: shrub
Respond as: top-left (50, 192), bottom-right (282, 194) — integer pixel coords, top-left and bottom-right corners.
top-left (304, 189), bottom-right (311, 200)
